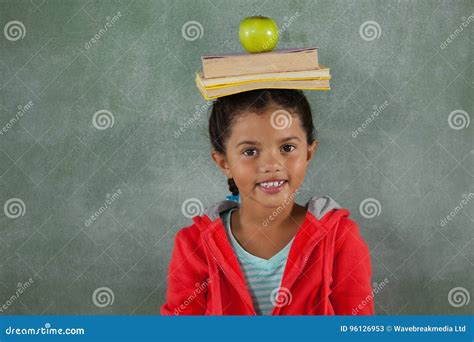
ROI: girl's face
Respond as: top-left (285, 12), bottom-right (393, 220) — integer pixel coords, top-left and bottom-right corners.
top-left (212, 105), bottom-right (318, 208)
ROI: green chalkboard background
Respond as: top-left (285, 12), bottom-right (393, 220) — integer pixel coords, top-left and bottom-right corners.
top-left (0, 0), bottom-right (472, 315)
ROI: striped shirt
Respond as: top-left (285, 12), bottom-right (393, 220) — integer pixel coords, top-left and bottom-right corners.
top-left (220, 208), bottom-right (294, 315)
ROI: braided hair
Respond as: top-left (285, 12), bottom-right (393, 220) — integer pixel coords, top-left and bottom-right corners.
top-left (227, 178), bottom-right (239, 196)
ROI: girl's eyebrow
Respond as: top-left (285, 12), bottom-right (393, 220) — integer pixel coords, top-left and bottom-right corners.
top-left (235, 136), bottom-right (301, 148)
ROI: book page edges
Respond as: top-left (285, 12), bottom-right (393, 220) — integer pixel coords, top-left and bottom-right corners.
top-left (195, 79), bottom-right (330, 100)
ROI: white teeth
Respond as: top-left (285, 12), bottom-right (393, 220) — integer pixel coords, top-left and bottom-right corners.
top-left (259, 180), bottom-right (285, 188)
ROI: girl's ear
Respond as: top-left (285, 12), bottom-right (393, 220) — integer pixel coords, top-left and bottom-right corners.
top-left (211, 150), bottom-right (232, 178)
top-left (307, 139), bottom-right (318, 162)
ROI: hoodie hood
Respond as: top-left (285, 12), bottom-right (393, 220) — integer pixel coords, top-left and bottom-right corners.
top-left (199, 195), bottom-right (342, 224)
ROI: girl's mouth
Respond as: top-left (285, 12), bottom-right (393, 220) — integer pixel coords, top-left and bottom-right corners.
top-left (257, 180), bottom-right (288, 194)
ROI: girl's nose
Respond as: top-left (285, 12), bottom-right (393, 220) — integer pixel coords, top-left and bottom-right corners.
top-left (259, 151), bottom-right (283, 173)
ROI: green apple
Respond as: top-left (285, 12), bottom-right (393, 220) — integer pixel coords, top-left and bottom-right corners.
top-left (239, 16), bottom-right (278, 53)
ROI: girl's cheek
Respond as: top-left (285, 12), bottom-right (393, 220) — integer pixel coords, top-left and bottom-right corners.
top-left (234, 160), bottom-right (257, 177)
top-left (287, 153), bottom-right (307, 168)
top-left (287, 156), bottom-right (309, 180)
top-left (240, 157), bottom-right (259, 169)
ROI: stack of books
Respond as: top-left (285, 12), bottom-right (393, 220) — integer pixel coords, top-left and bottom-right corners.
top-left (195, 47), bottom-right (330, 100)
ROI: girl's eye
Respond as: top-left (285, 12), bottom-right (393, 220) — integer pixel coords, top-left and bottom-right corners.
top-left (243, 148), bottom-right (257, 157)
top-left (281, 144), bottom-right (296, 153)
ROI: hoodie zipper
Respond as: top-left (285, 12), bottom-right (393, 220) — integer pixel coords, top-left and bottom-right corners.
top-left (202, 212), bottom-right (331, 315)
top-left (202, 217), bottom-right (257, 315)
top-left (271, 233), bottom-right (322, 315)
top-left (211, 254), bottom-right (257, 315)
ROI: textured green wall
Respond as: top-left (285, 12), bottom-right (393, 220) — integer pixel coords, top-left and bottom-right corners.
top-left (0, 0), bottom-right (472, 315)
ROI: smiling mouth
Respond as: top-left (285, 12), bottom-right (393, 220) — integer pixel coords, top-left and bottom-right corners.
top-left (257, 180), bottom-right (287, 188)
top-left (256, 180), bottom-right (288, 194)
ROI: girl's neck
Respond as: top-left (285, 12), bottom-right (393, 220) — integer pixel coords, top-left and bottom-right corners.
top-left (235, 196), bottom-right (307, 232)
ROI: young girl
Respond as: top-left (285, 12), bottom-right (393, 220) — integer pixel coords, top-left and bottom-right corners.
top-left (161, 89), bottom-right (373, 315)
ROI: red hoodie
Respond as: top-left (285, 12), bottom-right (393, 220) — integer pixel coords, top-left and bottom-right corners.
top-left (160, 196), bottom-right (374, 315)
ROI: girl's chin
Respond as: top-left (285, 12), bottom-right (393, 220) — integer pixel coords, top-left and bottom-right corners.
top-left (254, 186), bottom-right (294, 208)
top-left (242, 190), bottom-right (293, 209)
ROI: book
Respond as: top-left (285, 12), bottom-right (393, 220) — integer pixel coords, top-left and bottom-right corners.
top-left (201, 47), bottom-right (319, 79)
top-left (195, 78), bottom-right (330, 100)
top-left (196, 65), bottom-right (330, 89)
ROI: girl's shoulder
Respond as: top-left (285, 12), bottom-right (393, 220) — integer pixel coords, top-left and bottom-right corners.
top-left (172, 199), bottom-right (235, 244)
top-left (305, 196), bottom-right (369, 253)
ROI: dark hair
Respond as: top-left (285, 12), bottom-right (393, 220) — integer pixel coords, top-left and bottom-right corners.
top-left (208, 89), bottom-right (317, 196)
